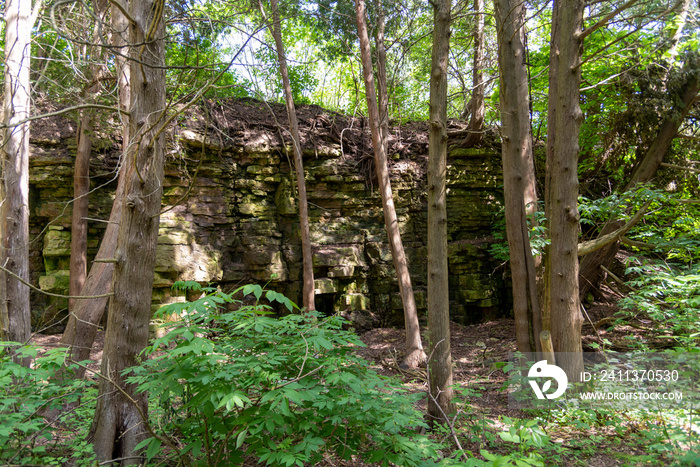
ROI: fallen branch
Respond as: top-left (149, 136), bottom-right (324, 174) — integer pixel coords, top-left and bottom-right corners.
top-left (600, 265), bottom-right (636, 292)
top-left (578, 201), bottom-right (651, 256)
top-left (620, 236), bottom-right (655, 249)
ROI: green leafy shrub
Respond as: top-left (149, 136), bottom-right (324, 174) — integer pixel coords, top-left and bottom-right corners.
top-left (579, 187), bottom-right (700, 263)
top-left (482, 417), bottom-right (549, 467)
top-left (0, 345), bottom-right (97, 466)
top-left (628, 200), bottom-right (700, 264)
top-left (618, 260), bottom-right (700, 349)
top-left (128, 282), bottom-right (443, 466)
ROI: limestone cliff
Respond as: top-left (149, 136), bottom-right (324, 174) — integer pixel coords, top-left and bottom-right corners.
top-left (29, 99), bottom-right (507, 330)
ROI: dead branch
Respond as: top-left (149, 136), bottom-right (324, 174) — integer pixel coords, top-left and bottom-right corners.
top-left (660, 162), bottom-right (700, 174)
top-left (0, 264), bottom-right (114, 300)
top-left (578, 201), bottom-right (651, 256)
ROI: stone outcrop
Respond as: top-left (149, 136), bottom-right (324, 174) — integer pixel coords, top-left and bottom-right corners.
top-left (28, 100), bottom-right (507, 330)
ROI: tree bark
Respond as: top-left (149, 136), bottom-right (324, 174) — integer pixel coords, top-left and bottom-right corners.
top-left (427, 0), bottom-right (454, 422)
top-left (70, 0), bottom-right (109, 313)
top-left (626, 68), bottom-right (700, 189)
top-left (0, 0), bottom-right (33, 358)
top-left (578, 59), bottom-right (700, 298)
top-left (354, 0), bottom-right (426, 368)
top-left (666, 0), bottom-right (691, 60)
top-left (61, 4), bottom-right (131, 376)
top-left (545, 0), bottom-right (584, 381)
top-left (464, 0), bottom-right (485, 147)
top-left (90, 0), bottom-right (165, 462)
top-left (376, 1), bottom-right (389, 151)
top-left (268, 0), bottom-right (315, 311)
top-left (495, 0), bottom-right (542, 354)
top-left (70, 116), bottom-right (91, 313)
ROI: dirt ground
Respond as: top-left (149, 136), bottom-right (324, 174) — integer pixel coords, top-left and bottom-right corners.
top-left (352, 301), bottom-right (653, 467)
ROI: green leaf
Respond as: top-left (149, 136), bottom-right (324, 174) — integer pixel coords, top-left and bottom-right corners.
top-left (499, 431), bottom-right (521, 443)
top-left (236, 429), bottom-right (248, 449)
top-left (134, 438), bottom-right (153, 452)
top-left (146, 438), bottom-right (162, 460)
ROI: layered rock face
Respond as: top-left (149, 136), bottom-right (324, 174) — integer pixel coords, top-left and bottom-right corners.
top-left (29, 100), bottom-right (506, 330)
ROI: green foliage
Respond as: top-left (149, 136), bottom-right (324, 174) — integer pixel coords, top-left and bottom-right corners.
top-left (541, 404), bottom-right (700, 466)
top-left (488, 205), bottom-right (548, 264)
top-left (618, 260), bottom-right (700, 349)
top-left (628, 201), bottom-right (700, 264)
top-left (482, 418), bottom-right (549, 466)
top-left (251, 45), bottom-right (319, 105)
top-left (128, 282), bottom-right (444, 466)
top-left (0, 345), bottom-right (97, 465)
top-left (579, 186), bottom-right (700, 264)
top-left (578, 186), bottom-right (665, 230)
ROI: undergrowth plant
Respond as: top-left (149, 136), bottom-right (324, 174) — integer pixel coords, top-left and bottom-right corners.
top-left (0, 345), bottom-right (97, 466)
top-left (612, 260), bottom-right (700, 465)
top-left (618, 260), bottom-right (700, 350)
top-left (128, 281), bottom-right (444, 466)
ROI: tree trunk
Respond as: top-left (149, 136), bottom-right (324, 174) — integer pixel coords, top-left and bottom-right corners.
top-left (464, 0), bottom-right (485, 147)
top-left (112, 5), bottom-right (132, 149)
top-left (545, 0), bottom-right (584, 381)
top-left (354, 0), bottom-right (426, 368)
top-left (495, 0), bottom-right (542, 354)
top-left (0, 0), bottom-right (33, 358)
top-left (70, 116), bottom-right (91, 313)
top-left (61, 5), bottom-right (132, 375)
top-left (626, 68), bottom-right (700, 188)
top-left (427, 0), bottom-right (454, 423)
top-left (269, 0), bottom-right (315, 311)
top-left (70, 0), bottom-right (109, 313)
top-left (666, 0), bottom-right (691, 60)
top-left (375, 2), bottom-right (389, 150)
top-left (90, 0), bottom-right (165, 461)
top-left (578, 60), bottom-right (699, 298)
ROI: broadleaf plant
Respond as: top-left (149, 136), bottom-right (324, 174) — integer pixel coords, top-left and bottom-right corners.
top-left (127, 282), bottom-right (443, 466)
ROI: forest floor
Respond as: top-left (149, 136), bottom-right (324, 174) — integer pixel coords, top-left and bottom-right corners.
top-left (30, 284), bottom-right (663, 466)
top-left (353, 295), bottom-right (654, 467)
top-left (351, 272), bottom-right (692, 467)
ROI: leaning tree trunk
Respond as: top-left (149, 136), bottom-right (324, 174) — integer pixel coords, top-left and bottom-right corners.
top-left (0, 0), bottom-right (33, 357)
top-left (269, 0), bottom-right (315, 311)
top-left (70, 0), bottom-right (109, 313)
top-left (375, 1), bottom-right (389, 151)
top-left (495, 0), bottom-right (542, 354)
top-left (90, 0), bottom-right (165, 461)
top-left (354, 0), bottom-right (426, 368)
top-left (579, 57), bottom-right (700, 299)
top-left (545, 0), bottom-right (584, 381)
top-left (61, 4), bottom-right (132, 376)
top-left (666, 0), bottom-right (692, 61)
top-left (427, 0), bottom-right (454, 423)
top-left (464, 0), bottom-right (485, 147)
